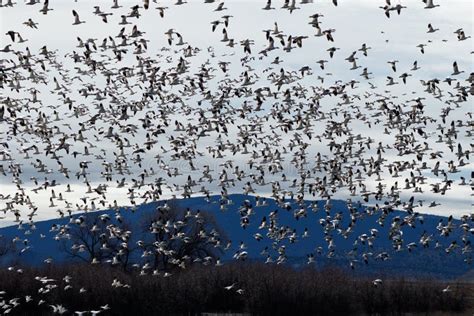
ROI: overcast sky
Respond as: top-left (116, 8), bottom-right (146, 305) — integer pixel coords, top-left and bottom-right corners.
top-left (0, 0), bottom-right (472, 225)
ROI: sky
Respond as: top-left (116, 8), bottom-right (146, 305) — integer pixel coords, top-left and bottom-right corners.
top-left (0, 0), bottom-right (473, 226)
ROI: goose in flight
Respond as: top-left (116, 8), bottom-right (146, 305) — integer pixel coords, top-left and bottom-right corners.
top-left (423, 0), bottom-right (439, 9)
top-left (327, 46), bottom-right (340, 58)
top-left (119, 15), bottom-right (130, 25)
top-left (93, 7), bottom-right (112, 23)
top-left (211, 20), bottom-right (221, 32)
top-left (111, 0), bottom-right (121, 9)
top-left (386, 76), bottom-right (398, 86)
top-left (316, 59), bottom-right (328, 69)
top-left (23, 18), bottom-right (38, 29)
top-left (399, 73), bottom-right (412, 84)
top-left (416, 43), bottom-right (427, 54)
top-left (360, 67), bottom-right (372, 80)
top-left (442, 285), bottom-right (452, 293)
top-left (387, 60), bottom-right (399, 72)
top-left (72, 10), bottom-right (85, 25)
top-left (165, 29), bottom-right (175, 45)
top-left (262, 0), bottom-right (275, 10)
top-left (214, 2), bottom-right (227, 11)
top-left (455, 29), bottom-right (471, 41)
top-left (392, 3), bottom-right (406, 15)
top-left (427, 23), bottom-right (439, 33)
top-left (379, 1), bottom-right (391, 18)
top-left (50, 304), bottom-right (68, 314)
top-left (39, 0), bottom-right (52, 14)
top-left (222, 15), bottom-right (232, 27)
top-left (451, 61), bottom-right (464, 75)
top-left (156, 6), bottom-right (168, 18)
top-left (224, 283), bottom-right (236, 290)
top-left (358, 43), bottom-right (371, 56)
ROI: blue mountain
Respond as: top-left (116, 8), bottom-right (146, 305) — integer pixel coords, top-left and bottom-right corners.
top-left (0, 195), bottom-right (471, 280)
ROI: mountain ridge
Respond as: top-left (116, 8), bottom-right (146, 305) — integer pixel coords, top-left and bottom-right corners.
top-left (0, 194), bottom-right (471, 280)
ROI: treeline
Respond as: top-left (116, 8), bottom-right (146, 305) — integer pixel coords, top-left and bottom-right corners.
top-left (0, 262), bottom-right (470, 315)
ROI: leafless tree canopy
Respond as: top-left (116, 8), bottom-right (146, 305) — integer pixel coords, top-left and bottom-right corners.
top-left (59, 202), bottom-right (227, 272)
top-left (0, 236), bottom-right (14, 258)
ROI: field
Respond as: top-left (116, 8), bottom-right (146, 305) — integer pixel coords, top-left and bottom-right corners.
top-left (0, 263), bottom-right (472, 315)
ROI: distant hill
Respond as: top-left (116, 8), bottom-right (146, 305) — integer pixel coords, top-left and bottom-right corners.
top-left (0, 194), bottom-right (471, 279)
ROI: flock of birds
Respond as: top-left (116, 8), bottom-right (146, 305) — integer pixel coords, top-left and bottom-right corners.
top-left (0, 0), bottom-right (473, 314)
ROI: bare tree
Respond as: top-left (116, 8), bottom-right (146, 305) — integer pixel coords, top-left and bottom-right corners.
top-left (59, 213), bottom-right (134, 269)
top-left (58, 202), bottom-right (226, 272)
top-left (0, 235), bottom-right (14, 258)
top-left (138, 200), bottom-right (227, 271)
